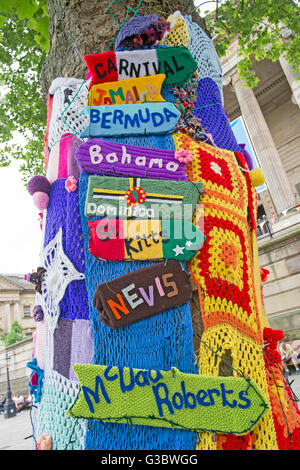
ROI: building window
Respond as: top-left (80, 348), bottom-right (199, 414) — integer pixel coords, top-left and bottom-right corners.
top-left (25, 332), bottom-right (33, 338)
top-left (23, 305), bottom-right (31, 318)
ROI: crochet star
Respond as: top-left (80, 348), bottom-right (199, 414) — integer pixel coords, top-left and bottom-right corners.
top-left (210, 161), bottom-right (222, 176)
top-left (173, 245), bottom-right (185, 257)
top-left (40, 228), bottom-right (85, 333)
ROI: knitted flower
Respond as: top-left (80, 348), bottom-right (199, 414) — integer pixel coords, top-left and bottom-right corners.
top-left (65, 176), bottom-right (77, 192)
top-left (30, 372), bottom-right (38, 387)
top-left (175, 149), bottom-right (193, 164)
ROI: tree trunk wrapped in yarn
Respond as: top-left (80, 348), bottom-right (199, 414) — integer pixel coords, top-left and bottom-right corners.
top-left (29, 6), bottom-right (300, 451)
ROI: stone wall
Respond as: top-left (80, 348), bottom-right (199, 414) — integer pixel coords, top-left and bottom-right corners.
top-left (259, 226), bottom-right (300, 340)
top-left (0, 338), bottom-right (33, 395)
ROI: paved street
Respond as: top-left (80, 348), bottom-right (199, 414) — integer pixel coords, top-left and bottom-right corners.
top-left (0, 409), bottom-right (33, 450)
top-left (0, 374), bottom-right (300, 451)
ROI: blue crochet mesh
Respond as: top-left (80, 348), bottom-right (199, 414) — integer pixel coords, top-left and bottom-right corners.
top-left (184, 16), bottom-right (223, 103)
top-left (79, 170), bottom-right (198, 450)
top-left (44, 180), bottom-right (89, 321)
top-left (38, 371), bottom-right (84, 450)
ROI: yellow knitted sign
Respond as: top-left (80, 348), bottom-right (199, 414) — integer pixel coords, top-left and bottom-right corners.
top-left (87, 74), bottom-right (166, 106)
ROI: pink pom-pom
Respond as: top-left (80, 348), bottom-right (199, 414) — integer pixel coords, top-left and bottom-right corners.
top-left (175, 149), bottom-right (193, 164)
top-left (32, 192), bottom-right (49, 210)
top-left (65, 176), bottom-right (77, 193)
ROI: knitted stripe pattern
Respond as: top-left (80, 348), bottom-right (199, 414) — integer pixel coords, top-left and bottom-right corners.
top-left (78, 170), bottom-right (198, 450)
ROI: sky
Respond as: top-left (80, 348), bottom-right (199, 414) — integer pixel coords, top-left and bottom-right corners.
top-left (0, 159), bottom-right (42, 274)
top-left (0, 1), bottom-right (219, 275)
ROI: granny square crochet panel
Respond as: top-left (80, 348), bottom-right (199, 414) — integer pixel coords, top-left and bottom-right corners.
top-left (28, 10), bottom-right (300, 451)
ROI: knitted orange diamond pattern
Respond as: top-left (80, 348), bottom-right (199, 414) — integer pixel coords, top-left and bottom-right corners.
top-left (172, 133), bottom-right (300, 450)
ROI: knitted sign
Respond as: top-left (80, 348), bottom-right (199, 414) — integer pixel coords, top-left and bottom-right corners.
top-left (68, 364), bottom-right (269, 435)
top-left (87, 74), bottom-right (166, 106)
top-left (88, 219), bottom-right (205, 261)
top-left (76, 138), bottom-right (187, 180)
top-left (84, 47), bottom-right (197, 86)
top-left (85, 175), bottom-right (203, 219)
top-left (80, 103), bottom-right (181, 138)
top-left (93, 260), bottom-right (192, 329)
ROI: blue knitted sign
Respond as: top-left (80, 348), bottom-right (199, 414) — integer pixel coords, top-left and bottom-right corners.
top-left (80, 103), bottom-right (181, 138)
top-left (68, 364), bottom-right (269, 435)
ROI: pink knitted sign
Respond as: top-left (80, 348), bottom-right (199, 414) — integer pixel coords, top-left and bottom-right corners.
top-left (76, 138), bottom-right (188, 180)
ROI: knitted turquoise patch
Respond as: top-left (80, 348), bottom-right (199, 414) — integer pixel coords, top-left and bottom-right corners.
top-left (68, 364), bottom-right (269, 435)
top-left (80, 103), bottom-right (181, 138)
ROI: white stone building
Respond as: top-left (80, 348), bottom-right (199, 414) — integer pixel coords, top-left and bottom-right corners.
top-left (0, 274), bottom-right (36, 340)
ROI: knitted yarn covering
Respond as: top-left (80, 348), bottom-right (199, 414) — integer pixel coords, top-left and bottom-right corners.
top-left (35, 13), bottom-right (300, 451)
top-left (172, 132), bottom-right (300, 449)
top-left (78, 170), bottom-right (198, 450)
top-left (160, 11), bottom-right (189, 48)
top-left (115, 14), bottom-right (158, 49)
top-left (44, 180), bottom-right (89, 322)
top-left (37, 370), bottom-right (85, 450)
top-left (193, 77), bottom-right (241, 153)
top-left (184, 16), bottom-right (223, 103)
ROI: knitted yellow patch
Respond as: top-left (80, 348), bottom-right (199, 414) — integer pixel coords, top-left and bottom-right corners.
top-left (87, 74), bottom-right (166, 106)
top-left (160, 12), bottom-right (189, 47)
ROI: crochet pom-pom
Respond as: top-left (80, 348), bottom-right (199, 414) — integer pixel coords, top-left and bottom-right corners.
top-left (249, 168), bottom-right (265, 187)
top-left (260, 267), bottom-right (270, 282)
top-left (33, 305), bottom-right (44, 322)
top-left (27, 175), bottom-right (51, 195)
top-left (32, 192), bottom-right (49, 210)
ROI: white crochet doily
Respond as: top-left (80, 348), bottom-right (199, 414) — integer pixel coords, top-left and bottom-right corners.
top-left (40, 228), bottom-right (85, 333)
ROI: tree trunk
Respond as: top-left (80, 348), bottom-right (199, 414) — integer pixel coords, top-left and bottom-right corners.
top-left (41, 0), bottom-right (207, 97)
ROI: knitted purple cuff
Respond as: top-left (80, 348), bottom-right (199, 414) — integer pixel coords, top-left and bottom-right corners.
top-left (115, 14), bottom-right (158, 50)
top-left (27, 175), bottom-right (51, 196)
top-left (33, 305), bottom-right (44, 322)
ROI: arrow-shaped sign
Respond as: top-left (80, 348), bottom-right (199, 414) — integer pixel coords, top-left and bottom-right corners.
top-left (68, 364), bottom-right (269, 435)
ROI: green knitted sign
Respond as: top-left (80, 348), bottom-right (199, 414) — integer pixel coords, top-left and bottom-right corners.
top-left (85, 175), bottom-right (203, 219)
top-left (68, 365), bottom-right (269, 435)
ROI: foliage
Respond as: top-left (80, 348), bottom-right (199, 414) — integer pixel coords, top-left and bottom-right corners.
top-left (1, 321), bottom-right (23, 347)
top-left (0, 10), bottom-right (47, 183)
top-left (204, 0), bottom-right (300, 87)
top-left (0, 0), bottom-right (299, 179)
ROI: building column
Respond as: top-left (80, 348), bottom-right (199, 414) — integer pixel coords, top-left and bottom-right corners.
top-left (3, 303), bottom-right (12, 333)
top-left (231, 72), bottom-right (295, 213)
top-left (279, 55), bottom-right (300, 109)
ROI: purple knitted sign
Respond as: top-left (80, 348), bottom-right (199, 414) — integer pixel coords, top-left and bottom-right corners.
top-left (76, 138), bottom-right (188, 180)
